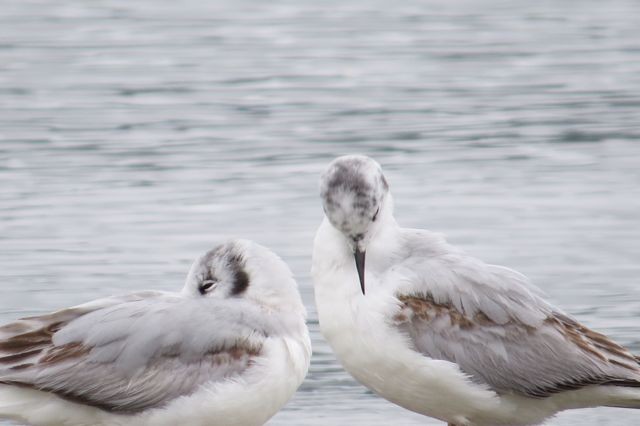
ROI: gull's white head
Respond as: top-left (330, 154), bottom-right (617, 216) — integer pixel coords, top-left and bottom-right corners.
top-left (320, 155), bottom-right (391, 294)
top-left (183, 239), bottom-right (305, 314)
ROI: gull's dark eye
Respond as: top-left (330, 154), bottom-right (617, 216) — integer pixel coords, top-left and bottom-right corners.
top-left (372, 207), bottom-right (380, 222)
top-left (198, 279), bottom-right (217, 295)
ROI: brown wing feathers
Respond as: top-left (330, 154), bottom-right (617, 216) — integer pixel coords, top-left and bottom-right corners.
top-left (395, 294), bottom-right (640, 397)
top-left (0, 311), bottom-right (87, 373)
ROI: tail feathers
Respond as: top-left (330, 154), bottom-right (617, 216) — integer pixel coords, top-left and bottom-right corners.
top-left (602, 378), bottom-right (640, 388)
top-left (601, 385), bottom-right (640, 409)
top-left (0, 384), bottom-right (33, 422)
top-left (606, 353), bottom-right (640, 407)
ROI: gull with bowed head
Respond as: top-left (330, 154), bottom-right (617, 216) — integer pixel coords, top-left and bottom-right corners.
top-left (0, 239), bottom-right (310, 426)
top-left (312, 154), bottom-right (640, 426)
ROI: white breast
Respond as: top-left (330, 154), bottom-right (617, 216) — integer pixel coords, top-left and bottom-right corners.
top-left (311, 226), bottom-right (500, 425)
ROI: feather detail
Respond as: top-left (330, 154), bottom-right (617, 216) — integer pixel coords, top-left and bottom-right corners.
top-left (0, 292), bottom-right (268, 413)
top-left (395, 292), bottom-right (640, 398)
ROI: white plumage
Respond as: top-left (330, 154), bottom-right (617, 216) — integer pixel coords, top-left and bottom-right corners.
top-left (0, 239), bottom-right (311, 426)
top-left (312, 155), bottom-right (640, 426)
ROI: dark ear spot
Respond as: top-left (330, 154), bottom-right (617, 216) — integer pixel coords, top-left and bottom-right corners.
top-left (227, 252), bottom-right (250, 296)
top-left (230, 269), bottom-right (249, 296)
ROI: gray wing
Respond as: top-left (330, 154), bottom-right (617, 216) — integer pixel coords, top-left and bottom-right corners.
top-left (392, 239), bottom-right (640, 397)
top-left (0, 291), bottom-right (265, 412)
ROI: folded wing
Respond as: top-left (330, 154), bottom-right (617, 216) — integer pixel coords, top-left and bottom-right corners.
top-left (393, 239), bottom-right (640, 397)
top-left (0, 291), bottom-right (265, 412)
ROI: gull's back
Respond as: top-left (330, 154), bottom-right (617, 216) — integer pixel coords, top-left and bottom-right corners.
top-left (394, 227), bottom-right (640, 406)
top-left (0, 292), bottom-right (269, 425)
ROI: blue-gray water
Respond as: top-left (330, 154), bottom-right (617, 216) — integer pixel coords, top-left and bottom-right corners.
top-left (1, 0), bottom-right (640, 424)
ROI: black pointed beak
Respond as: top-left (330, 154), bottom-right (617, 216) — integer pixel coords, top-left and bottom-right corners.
top-left (354, 249), bottom-right (366, 295)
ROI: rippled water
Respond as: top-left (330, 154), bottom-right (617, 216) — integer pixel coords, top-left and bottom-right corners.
top-left (1, 0), bottom-right (640, 424)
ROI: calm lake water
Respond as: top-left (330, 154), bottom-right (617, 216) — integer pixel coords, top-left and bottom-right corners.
top-left (1, 0), bottom-right (640, 424)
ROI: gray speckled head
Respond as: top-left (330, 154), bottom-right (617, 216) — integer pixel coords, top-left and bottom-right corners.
top-left (320, 155), bottom-right (389, 245)
top-left (184, 240), bottom-right (250, 298)
top-left (182, 239), bottom-right (305, 312)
